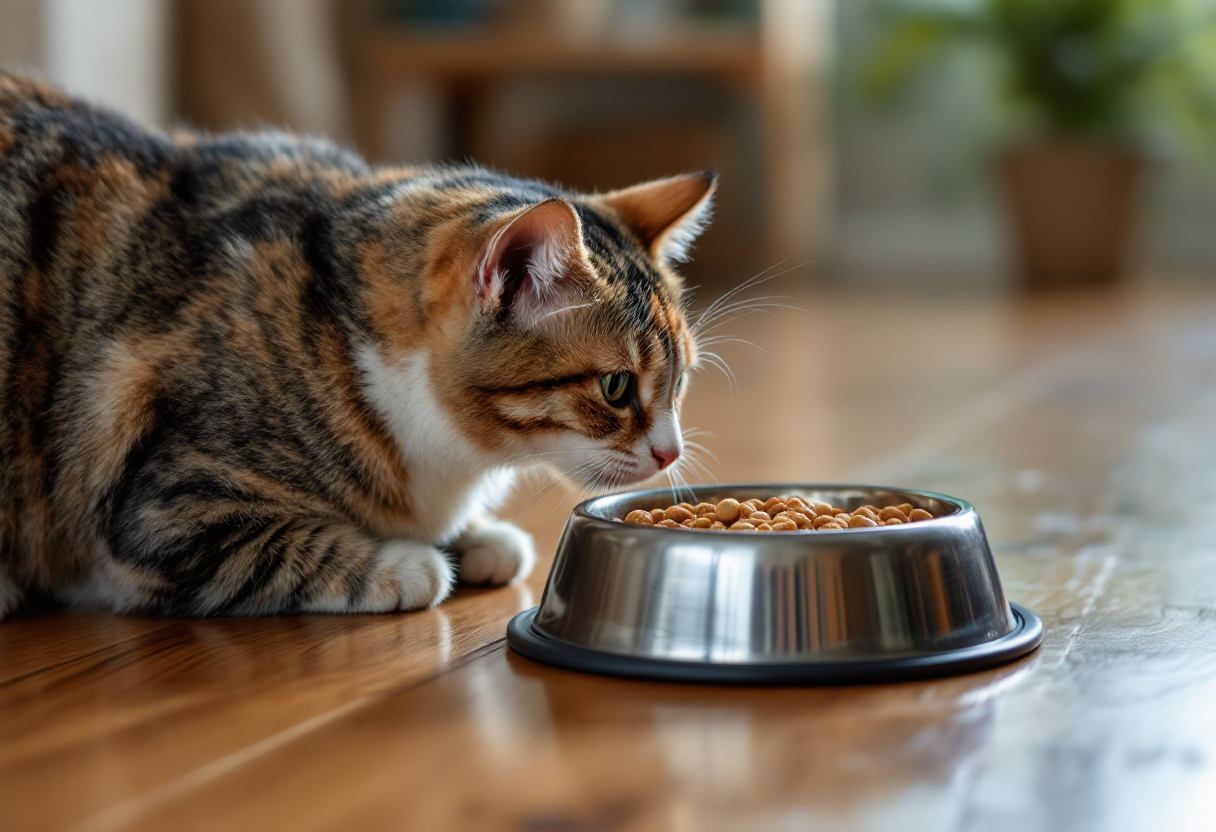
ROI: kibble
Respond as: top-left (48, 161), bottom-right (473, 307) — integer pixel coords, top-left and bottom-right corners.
top-left (664, 505), bottom-right (695, 524)
top-left (715, 499), bottom-right (742, 524)
top-left (625, 509), bottom-right (655, 526)
top-left (621, 495), bottom-right (940, 533)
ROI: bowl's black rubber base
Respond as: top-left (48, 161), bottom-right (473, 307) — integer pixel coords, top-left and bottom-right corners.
top-left (507, 603), bottom-right (1043, 685)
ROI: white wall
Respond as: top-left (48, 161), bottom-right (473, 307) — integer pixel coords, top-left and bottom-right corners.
top-left (0, 0), bottom-right (44, 72)
top-left (45, 0), bottom-right (170, 127)
top-left (0, 0), bottom-right (169, 128)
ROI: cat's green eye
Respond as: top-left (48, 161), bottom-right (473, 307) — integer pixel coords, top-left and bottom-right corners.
top-left (675, 371), bottom-right (688, 397)
top-left (600, 372), bottom-right (632, 406)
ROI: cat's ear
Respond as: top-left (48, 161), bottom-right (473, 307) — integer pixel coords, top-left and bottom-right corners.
top-left (598, 171), bottom-right (717, 264)
top-left (477, 198), bottom-right (589, 328)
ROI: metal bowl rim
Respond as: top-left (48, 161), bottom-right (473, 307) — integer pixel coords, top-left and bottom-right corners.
top-left (574, 482), bottom-right (975, 535)
top-left (508, 603), bottom-right (1043, 684)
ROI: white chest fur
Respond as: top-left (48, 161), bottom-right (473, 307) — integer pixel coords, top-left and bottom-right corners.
top-left (356, 346), bottom-right (512, 545)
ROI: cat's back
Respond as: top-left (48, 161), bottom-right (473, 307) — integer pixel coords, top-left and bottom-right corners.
top-left (0, 73), bottom-right (388, 592)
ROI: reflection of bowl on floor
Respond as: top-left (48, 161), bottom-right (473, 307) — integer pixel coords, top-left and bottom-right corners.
top-left (508, 484), bottom-right (1042, 684)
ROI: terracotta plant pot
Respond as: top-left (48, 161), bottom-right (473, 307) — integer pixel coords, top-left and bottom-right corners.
top-left (998, 143), bottom-right (1143, 289)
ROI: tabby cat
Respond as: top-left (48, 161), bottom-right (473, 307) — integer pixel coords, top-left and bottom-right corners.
top-left (0, 73), bottom-right (712, 619)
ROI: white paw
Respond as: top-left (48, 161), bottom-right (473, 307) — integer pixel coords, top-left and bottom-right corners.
top-left (378, 540), bottom-right (455, 610)
top-left (455, 520), bottom-right (536, 586)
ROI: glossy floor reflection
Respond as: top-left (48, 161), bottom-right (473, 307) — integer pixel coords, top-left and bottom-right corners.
top-left (4, 280), bottom-right (1216, 831)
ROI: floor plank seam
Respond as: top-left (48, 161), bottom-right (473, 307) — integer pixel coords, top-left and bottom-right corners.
top-left (65, 636), bottom-right (509, 832)
top-left (0, 620), bottom-right (181, 689)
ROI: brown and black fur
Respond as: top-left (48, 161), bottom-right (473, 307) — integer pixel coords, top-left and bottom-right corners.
top-left (0, 73), bottom-right (712, 618)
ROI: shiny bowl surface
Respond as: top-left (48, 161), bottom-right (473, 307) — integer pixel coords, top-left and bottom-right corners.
top-left (510, 484), bottom-right (1041, 682)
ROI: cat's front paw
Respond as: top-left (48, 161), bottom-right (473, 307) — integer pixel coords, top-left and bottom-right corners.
top-left (378, 540), bottom-right (455, 610)
top-left (454, 520), bottom-right (536, 586)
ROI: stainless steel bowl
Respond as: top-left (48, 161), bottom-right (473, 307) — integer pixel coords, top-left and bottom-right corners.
top-left (508, 484), bottom-right (1041, 683)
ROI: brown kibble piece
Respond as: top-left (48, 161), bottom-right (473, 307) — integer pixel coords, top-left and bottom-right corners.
top-left (715, 499), bottom-right (742, 524)
top-left (624, 496), bottom-right (941, 533)
top-left (624, 510), bottom-right (655, 526)
top-left (664, 505), bottom-right (695, 523)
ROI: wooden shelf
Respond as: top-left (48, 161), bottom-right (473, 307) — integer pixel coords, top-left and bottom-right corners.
top-left (367, 28), bottom-right (763, 83)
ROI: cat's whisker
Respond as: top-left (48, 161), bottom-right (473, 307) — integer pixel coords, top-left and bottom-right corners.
top-left (673, 446), bottom-right (714, 483)
top-left (514, 457), bottom-right (605, 522)
top-left (697, 335), bottom-right (771, 357)
top-left (694, 350), bottom-right (739, 393)
top-left (672, 467), bottom-right (698, 502)
top-left (535, 301), bottom-right (596, 323)
top-left (538, 454), bottom-right (617, 532)
top-left (501, 448), bottom-right (602, 466)
top-left (692, 261), bottom-right (790, 330)
top-left (691, 258), bottom-right (814, 334)
top-left (694, 294), bottom-right (795, 329)
top-left (682, 439), bottom-right (720, 466)
top-left (694, 299), bottom-right (809, 337)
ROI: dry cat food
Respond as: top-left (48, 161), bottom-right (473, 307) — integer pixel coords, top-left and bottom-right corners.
top-left (621, 496), bottom-right (936, 532)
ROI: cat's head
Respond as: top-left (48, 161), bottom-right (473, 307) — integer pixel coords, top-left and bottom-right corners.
top-left (362, 170), bottom-right (715, 490)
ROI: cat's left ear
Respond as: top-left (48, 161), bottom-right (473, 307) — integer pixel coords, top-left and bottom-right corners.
top-left (477, 198), bottom-right (590, 328)
top-left (597, 171), bottom-right (717, 264)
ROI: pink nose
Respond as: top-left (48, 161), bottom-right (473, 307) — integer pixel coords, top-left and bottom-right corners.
top-left (651, 447), bottom-right (679, 470)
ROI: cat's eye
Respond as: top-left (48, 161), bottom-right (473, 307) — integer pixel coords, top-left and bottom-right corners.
top-left (600, 372), bottom-right (632, 406)
top-left (675, 371), bottom-right (688, 397)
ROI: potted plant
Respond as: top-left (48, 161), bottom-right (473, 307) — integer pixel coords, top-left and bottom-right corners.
top-left (865, 0), bottom-right (1216, 288)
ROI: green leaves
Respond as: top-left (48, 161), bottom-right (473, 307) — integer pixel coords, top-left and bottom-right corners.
top-left (864, 0), bottom-right (1216, 151)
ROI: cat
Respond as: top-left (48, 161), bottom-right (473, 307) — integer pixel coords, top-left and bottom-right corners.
top-left (0, 72), bottom-right (713, 619)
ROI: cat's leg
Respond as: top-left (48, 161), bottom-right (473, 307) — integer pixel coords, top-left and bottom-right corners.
top-left (451, 517), bottom-right (536, 586)
top-left (294, 531), bottom-right (455, 614)
top-left (106, 508), bottom-right (453, 615)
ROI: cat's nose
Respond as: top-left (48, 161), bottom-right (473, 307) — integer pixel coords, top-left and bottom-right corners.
top-left (651, 446), bottom-right (679, 470)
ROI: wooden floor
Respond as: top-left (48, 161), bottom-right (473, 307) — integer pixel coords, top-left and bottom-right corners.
top-left (5, 279), bottom-right (1216, 831)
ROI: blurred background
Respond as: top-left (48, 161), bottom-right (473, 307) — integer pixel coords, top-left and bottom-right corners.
top-left (2, 0), bottom-right (1215, 293)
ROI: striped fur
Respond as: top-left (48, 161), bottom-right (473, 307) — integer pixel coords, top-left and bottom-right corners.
top-left (0, 73), bottom-right (714, 618)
